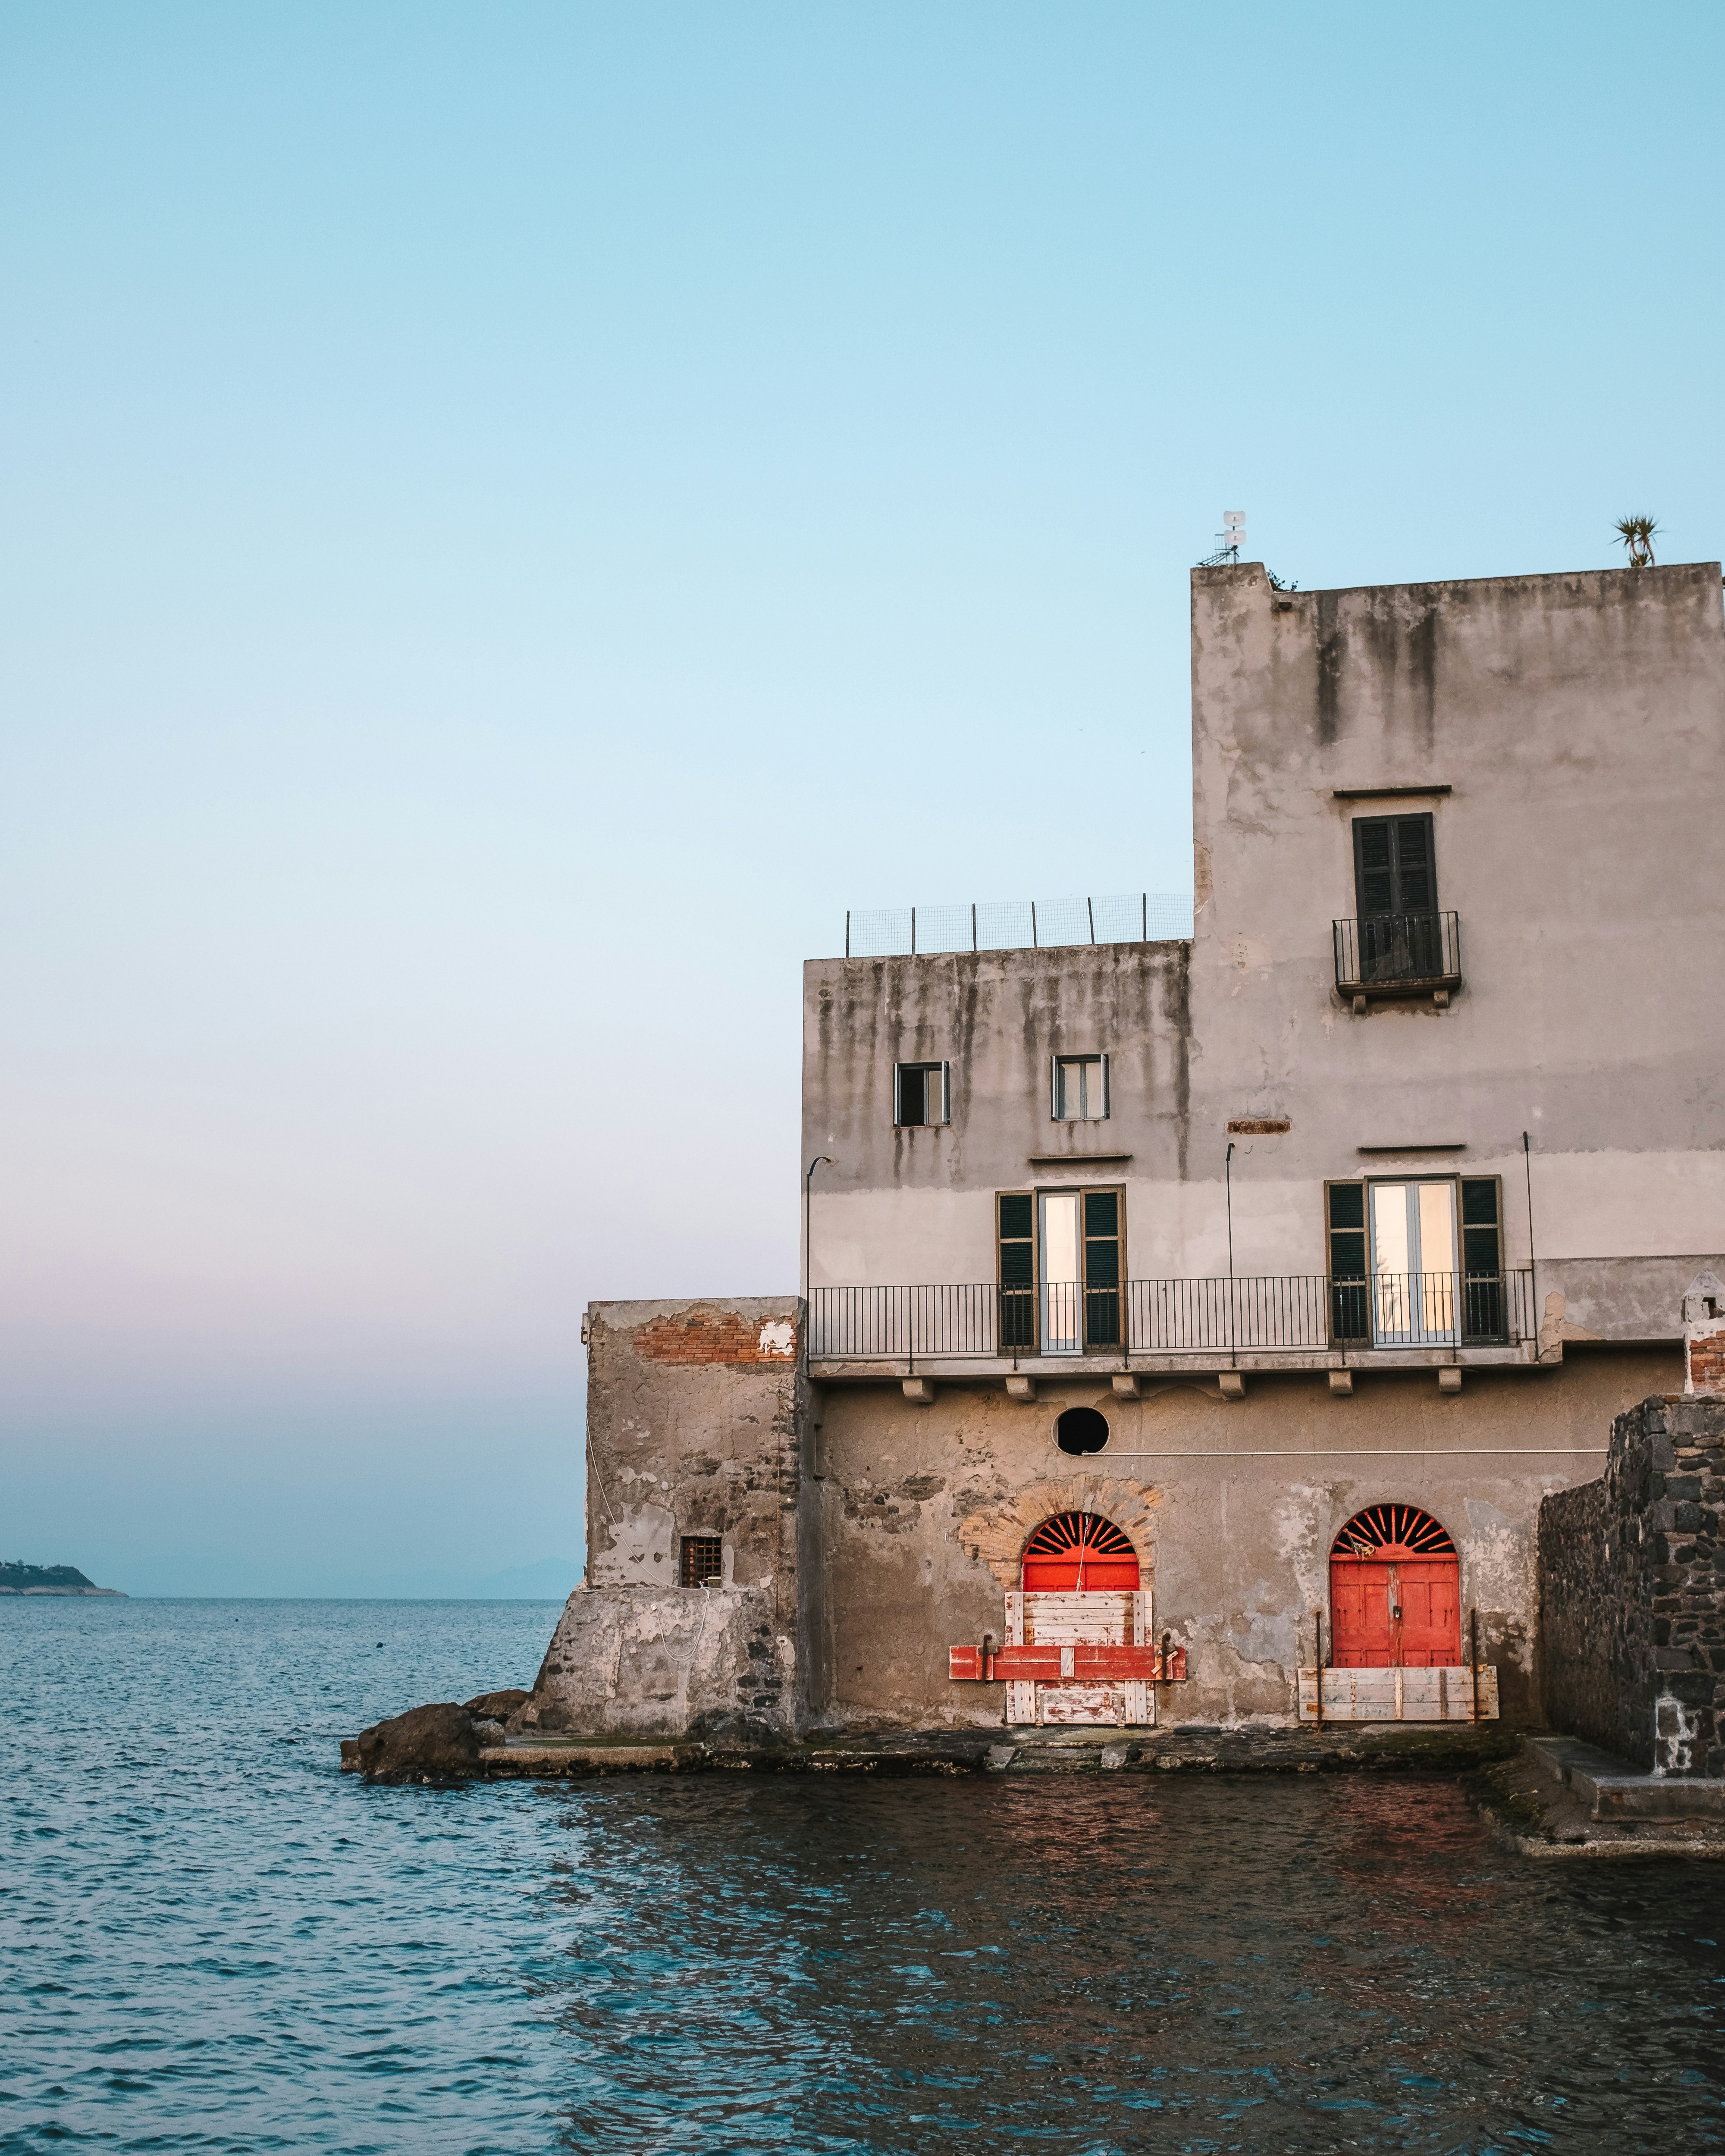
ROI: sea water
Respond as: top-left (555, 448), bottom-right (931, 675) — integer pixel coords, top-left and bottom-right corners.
top-left (2, 1598), bottom-right (1722, 2154)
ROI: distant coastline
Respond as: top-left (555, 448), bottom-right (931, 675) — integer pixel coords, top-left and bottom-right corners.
top-left (0, 1562), bottom-right (125, 1598)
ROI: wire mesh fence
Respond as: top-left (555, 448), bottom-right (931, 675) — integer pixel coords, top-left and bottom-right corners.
top-left (842, 893), bottom-right (1194, 959)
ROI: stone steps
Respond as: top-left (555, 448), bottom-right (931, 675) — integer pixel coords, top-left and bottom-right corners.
top-left (1527, 1734), bottom-right (1725, 1820)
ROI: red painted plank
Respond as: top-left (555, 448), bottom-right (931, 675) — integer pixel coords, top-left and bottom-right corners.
top-left (946, 1644), bottom-right (1189, 1682)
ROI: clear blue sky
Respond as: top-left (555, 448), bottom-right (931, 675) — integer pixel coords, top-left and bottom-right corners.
top-left (3, 3), bottom-right (1720, 1594)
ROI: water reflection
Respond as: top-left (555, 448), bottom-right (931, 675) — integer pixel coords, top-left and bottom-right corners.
top-left (547, 1774), bottom-right (1725, 2154)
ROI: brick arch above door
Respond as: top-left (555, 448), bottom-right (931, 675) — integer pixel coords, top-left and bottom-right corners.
top-left (958, 1476), bottom-right (1160, 1591)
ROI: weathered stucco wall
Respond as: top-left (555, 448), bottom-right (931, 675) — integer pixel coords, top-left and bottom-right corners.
top-left (806, 1348), bottom-right (1678, 1733)
top-left (520, 1298), bottom-right (811, 1742)
top-left (803, 942), bottom-right (1192, 1286)
top-left (1539, 1392), bottom-right (1725, 1776)
top-left (1185, 558), bottom-right (1725, 1319)
top-left (801, 564), bottom-right (1725, 1337)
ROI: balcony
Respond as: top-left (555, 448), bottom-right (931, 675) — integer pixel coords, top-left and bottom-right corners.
top-left (808, 1269), bottom-right (1537, 1375)
top-left (1333, 911), bottom-right (1461, 1008)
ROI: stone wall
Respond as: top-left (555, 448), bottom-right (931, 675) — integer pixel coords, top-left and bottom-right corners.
top-left (1538, 1394), bottom-right (1725, 1775)
top-left (516, 1297), bottom-right (811, 1743)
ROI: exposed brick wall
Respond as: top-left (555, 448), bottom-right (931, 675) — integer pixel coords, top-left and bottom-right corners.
top-left (632, 1305), bottom-right (799, 1366)
top-left (1690, 1327), bottom-right (1725, 1396)
top-left (1538, 1394), bottom-right (1725, 1776)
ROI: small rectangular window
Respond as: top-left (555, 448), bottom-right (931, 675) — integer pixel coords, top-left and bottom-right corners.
top-left (680, 1535), bottom-right (723, 1588)
top-left (1051, 1054), bottom-right (1109, 1121)
top-left (894, 1061), bottom-right (949, 1126)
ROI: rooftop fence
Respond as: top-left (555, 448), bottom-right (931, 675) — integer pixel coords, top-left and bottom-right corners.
top-left (842, 892), bottom-right (1195, 959)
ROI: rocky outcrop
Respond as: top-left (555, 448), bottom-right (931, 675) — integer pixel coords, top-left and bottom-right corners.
top-left (351, 1702), bottom-right (483, 1782)
top-left (462, 1688), bottom-right (530, 1722)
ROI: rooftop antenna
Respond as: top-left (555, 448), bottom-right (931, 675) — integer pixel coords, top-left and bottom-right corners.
top-left (1198, 511), bottom-right (1247, 569)
top-left (1220, 510), bottom-right (1245, 562)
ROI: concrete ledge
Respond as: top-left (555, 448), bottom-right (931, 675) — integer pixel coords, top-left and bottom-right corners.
top-left (342, 1722), bottom-right (1518, 1781)
top-left (809, 1343), bottom-right (1546, 1383)
top-left (479, 1742), bottom-right (703, 1776)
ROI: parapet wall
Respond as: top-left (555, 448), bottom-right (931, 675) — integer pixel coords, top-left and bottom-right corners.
top-left (1538, 1395), bottom-right (1725, 1776)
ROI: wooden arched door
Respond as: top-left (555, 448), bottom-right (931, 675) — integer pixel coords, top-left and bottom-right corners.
top-left (1329, 1504), bottom-right (1460, 1668)
top-left (1008, 1511), bottom-right (1147, 1726)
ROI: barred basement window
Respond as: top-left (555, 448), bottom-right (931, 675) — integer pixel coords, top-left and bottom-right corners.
top-left (680, 1536), bottom-right (723, 1588)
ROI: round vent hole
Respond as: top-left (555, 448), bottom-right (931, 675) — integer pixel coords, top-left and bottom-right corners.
top-left (1054, 1406), bottom-right (1110, 1456)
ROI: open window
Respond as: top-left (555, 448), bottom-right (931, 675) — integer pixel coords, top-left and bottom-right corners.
top-left (999, 1186), bottom-right (1123, 1354)
top-left (1325, 1174), bottom-right (1507, 1347)
top-left (894, 1061), bottom-right (949, 1127)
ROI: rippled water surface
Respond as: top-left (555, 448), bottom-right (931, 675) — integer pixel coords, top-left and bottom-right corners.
top-left (3, 1599), bottom-right (1724, 2153)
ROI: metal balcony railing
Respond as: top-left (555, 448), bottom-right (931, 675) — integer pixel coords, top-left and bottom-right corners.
top-left (808, 1270), bottom-right (1535, 1361)
top-left (1333, 911), bottom-right (1461, 994)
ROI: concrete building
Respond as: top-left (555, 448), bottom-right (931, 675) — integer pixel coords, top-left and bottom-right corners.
top-left (530, 558), bottom-right (1723, 1746)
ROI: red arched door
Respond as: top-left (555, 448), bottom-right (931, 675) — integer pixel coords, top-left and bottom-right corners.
top-left (1022, 1511), bottom-right (1141, 1592)
top-left (1012, 1512), bottom-right (1146, 1727)
top-left (1330, 1505), bottom-right (1460, 1668)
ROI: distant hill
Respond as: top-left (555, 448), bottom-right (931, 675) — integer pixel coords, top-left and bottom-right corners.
top-left (0, 1562), bottom-right (125, 1597)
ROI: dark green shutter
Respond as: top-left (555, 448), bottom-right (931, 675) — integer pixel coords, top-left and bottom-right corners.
top-left (1326, 1181), bottom-right (1368, 1343)
top-left (1082, 1191), bottom-right (1121, 1347)
top-left (1460, 1177), bottom-right (1505, 1342)
top-left (1352, 813), bottom-right (1437, 916)
top-left (1394, 816), bottom-right (1433, 910)
top-left (997, 1193), bottom-right (1035, 1349)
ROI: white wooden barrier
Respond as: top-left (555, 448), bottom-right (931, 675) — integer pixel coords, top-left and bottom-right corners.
top-left (1298, 1664), bottom-right (1499, 1722)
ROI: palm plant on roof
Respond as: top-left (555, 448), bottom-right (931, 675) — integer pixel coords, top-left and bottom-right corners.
top-left (1614, 515), bottom-right (1658, 568)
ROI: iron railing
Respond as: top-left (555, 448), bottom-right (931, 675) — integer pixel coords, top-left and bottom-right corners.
top-left (1333, 911), bottom-right (1461, 993)
top-left (808, 1269), bottom-right (1535, 1361)
top-left (843, 893), bottom-right (1194, 960)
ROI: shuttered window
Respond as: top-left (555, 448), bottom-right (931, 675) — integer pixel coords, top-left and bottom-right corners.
top-left (1326, 1180), bottom-right (1367, 1278)
top-left (1353, 814), bottom-right (1436, 916)
top-left (1461, 1176), bottom-right (1506, 1341)
top-left (1461, 1178), bottom-right (1502, 1278)
top-left (997, 1192), bottom-right (1035, 1349)
top-left (1326, 1180), bottom-right (1368, 1343)
top-left (1083, 1191), bottom-right (1121, 1347)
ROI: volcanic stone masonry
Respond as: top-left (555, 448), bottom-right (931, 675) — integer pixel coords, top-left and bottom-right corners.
top-left (1538, 1391), bottom-right (1725, 1777)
